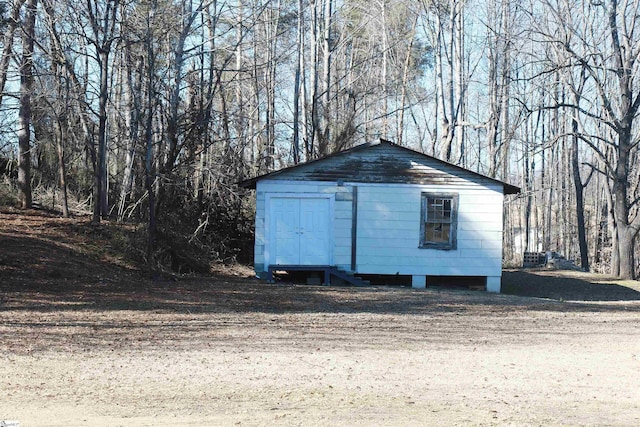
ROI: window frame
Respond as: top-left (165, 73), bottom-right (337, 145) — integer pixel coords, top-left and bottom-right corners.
top-left (419, 192), bottom-right (459, 250)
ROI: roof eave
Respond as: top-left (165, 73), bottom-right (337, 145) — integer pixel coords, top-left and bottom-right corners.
top-left (238, 177), bottom-right (258, 189)
top-left (504, 183), bottom-right (521, 195)
top-left (237, 142), bottom-right (379, 189)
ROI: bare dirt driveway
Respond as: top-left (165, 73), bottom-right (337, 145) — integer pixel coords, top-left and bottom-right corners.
top-left (1, 209), bottom-right (640, 426)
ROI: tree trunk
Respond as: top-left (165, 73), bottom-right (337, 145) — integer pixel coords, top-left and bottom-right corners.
top-left (235, 0), bottom-right (245, 165)
top-left (486, 35), bottom-right (499, 177)
top-left (165, 1), bottom-right (201, 174)
top-left (604, 178), bottom-right (620, 276)
top-left (86, 0), bottom-right (120, 222)
top-left (117, 43), bottom-right (141, 221)
top-left (571, 117), bottom-right (589, 271)
top-left (380, 0), bottom-right (388, 138)
top-left (54, 113), bottom-right (70, 218)
top-left (42, 0), bottom-right (97, 205)
top-left (145, 2), bottom-right (157, 260)
top-left (17, 0), bottom-right (36, 210)
top-left (397, 15), bottom-right (418, 146)
top-left (309, 0), bottom-right (319, 158)
top-left (611, 131), bottom-right (637, 279)
top-left (51, 53), bottom-right (70, 217)
top-left (292, 0), bottom-right (303, 164)
top-left (315, 0), bottom-right (332, 156)
top-left (607, 0), bottom-right (639, 279)
top-left (96, 48), bottom-right (110, 220)
top-left (0, 0), bottom-right (27, 107)
top-left (454, 0), bottom-right (465, 166)
top-left (264, 0), bottom-right (280, 170)
top-left (617, 226), bottom-right (635, 280)
top-left (524, 145), bottom-right (531, 252)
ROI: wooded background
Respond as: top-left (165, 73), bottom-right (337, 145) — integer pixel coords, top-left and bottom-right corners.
top-left (0, 0), bottom-right (639, 278)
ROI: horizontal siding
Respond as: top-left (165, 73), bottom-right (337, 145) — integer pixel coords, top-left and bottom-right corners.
top-left (358, 228), bottom-right (418, 240)
top-left (356, 245), bottom-right (503, 261)
top-left (458, 239), bottom-right (482, 249)
top-left (460, 248), bottom-right (502, 259)
top-left (254, 190), bottom-right (266, 272)
top-left (458, 221), bottom-right (503, 232)
top-left (459, 193), bottom-right (504, 205)
top-left (335, 207), bottom-right (352, 219)
top-left (257, 182), bottom-right (321, 194)
top-left (252, 174), bottom-right (505, 278)
top-left (358, 210), bottom-right (420, 222)
top-left (255, 253), bottom-right (264, 266)
top-left (334, 218), bottom-right (352, 231)
top-left (357, 237), bottom-right (419, 249)
top-left (255, 220), bottom-right (265, 244)
top-left (459, 211), bottom-right (504, 223)
top-left (355, 182), bottom-right (504, 277)
top-left (334, 230), bottom-right (352, 243)
top-left (359, 264), bottom-right (502, 277)
top-left (357, 202), bottom-right (418, 214)
top-left (333, 195), bottom-right (352, 266)
top-left (357, 255), bottom-right (502, 269)
top-left (350, 182), bottom-right (503, 195)
top-left (458, 230), bottom-right (502, 242)
top-left (334, 246), bottom-right (351, 258)
top-left (481, 238), bottom-right (503, 250)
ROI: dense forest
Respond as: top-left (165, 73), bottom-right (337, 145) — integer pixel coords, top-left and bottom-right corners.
top-left (0, 0), bottom-right (638, 278)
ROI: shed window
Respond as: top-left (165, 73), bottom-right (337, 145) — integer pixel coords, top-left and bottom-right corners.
top-left (420, 193), bottom-right (458, 250)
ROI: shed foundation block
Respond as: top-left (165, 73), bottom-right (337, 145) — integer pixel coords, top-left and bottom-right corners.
top-left (412, 275), bottom-right (426, 289)
top-left (486, 276), bottom-right (501, 293)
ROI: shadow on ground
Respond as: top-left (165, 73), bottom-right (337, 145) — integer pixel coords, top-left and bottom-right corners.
top-left (501, 270), bottom-right (640, 302)
top-left (3, 267), bottom-right (640, 315)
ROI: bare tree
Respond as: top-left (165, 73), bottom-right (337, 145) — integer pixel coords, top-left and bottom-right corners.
top-left (532, 0), bottom-right (640, 278)
top-left (0, 0), bottom-right (26, 107)
top-left (16, 0), bottom-right (36, 209)
top-left (86, 0), bottom-right (120, 222)
top-left (484, 0), bottom-right (513, 178)
top-left (51, 60), bottom-right (70, 218)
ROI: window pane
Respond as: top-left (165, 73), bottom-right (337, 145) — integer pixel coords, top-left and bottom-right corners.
top-left (427, 198), bottom-right (451, 222)
top-left (421, 194), bottom-right (456, 248)
top-left (425, 223), bottom-right (435, 242)
top-left (425, 223), bottom-right (450, 243)
top-left (443, 199), bottom-right (451, 220)
top-left (440, 223), bottom-right (451, 242)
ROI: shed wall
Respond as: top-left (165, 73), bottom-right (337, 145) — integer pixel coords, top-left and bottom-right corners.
top-left (254, 179), bottom-right (504, 279)
top-left (354, 182), bottom-right (504, 277)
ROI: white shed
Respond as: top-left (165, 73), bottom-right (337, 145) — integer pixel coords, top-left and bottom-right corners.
top-left (240, 140), bottom-right (520, 292)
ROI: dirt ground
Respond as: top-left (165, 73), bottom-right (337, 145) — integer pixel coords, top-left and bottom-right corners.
top-left (1, 209), bottom-right (640, 426)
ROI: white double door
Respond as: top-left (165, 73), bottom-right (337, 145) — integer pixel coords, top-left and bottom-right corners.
top-left (270, 196), bottom-right (331, 266)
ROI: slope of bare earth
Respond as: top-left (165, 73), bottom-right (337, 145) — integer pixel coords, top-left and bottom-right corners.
top-left (1, 208), bottom-right (640, 426)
